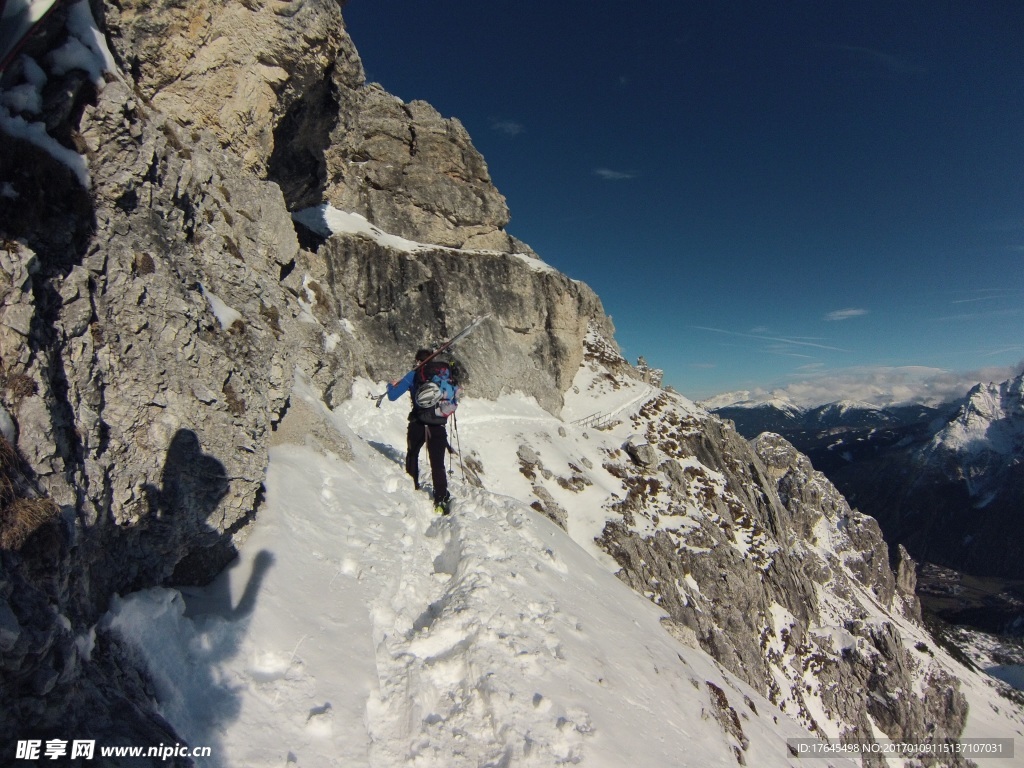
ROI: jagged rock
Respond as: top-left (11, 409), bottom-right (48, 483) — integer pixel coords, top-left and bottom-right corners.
top-left (0, 242), bottom-right (38, 366)
top-left (517, 445), bottom-right (541, 466)
top-left (56, 74), bottom-right (310, 592)
top-left (895, 544), bottom-right (923, 621)
top-left (0, 0), bottom-right (366, 749)
top-left (624, 436), bottom-right (658, 467)
top-left (817, 623), bottom-right (969, 764)
top-left (753, 433), bottom-right (896, 604)
top-left (530, 485), bottom-right (568, 531)
top-left (320, 87), bottom-right (513, 249)
top-left (105, 0), bottom-right (350, 174)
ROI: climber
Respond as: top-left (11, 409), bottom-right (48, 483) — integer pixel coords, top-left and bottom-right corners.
top-left (386, 348), bottom-right (461, 514)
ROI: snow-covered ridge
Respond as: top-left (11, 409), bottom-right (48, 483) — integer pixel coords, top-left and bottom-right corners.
top-left (815, 399), bottom-right (883, 416)
top-left (700, 390), bottom-right (802, 413)
top-left (706, 395), bottom-right (890, 418)
top-left (704, 365), bottom-right (1024, 412)
top-left (922, 373), bottom-right (1024, 500)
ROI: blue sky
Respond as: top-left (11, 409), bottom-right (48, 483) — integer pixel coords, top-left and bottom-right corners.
top-left (343, 1), bottom-right (1024, 403)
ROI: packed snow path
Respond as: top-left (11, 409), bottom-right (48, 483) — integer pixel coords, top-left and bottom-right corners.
top-left (366, 489), bottom-right (599, 766)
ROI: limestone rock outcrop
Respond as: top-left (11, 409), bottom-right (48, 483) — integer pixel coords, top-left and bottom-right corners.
top-left (315, 87), bottom-right (513, 250)
top-left (105, 0), bottom-right (352, 174)
top-left (308, 236), bottom-right (609, 414)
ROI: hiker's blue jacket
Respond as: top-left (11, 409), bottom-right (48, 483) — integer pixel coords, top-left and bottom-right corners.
top-left (387, 370), bottom-right (417, 401)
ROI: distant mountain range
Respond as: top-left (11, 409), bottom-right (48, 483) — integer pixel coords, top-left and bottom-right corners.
top-left (709, 396), bottom-right (946, 447)
top-left (709, 374), bottom-right (1024, 586)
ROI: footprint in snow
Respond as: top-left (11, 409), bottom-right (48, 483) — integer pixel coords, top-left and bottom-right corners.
top-left (305, 702), bottom-right (333, 737)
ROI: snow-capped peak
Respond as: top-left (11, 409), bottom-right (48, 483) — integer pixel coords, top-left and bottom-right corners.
top-left (699, 390), bottom-right (803, 414)
top-left (929, 372), bottom-right (1024, 462)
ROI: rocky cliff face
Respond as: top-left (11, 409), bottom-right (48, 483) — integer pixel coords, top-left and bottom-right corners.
top-left (309, 236), bottom-right (609, 413)
top-left (0, 0), bottom-right (609, 751)
top-left (0, 0), bottom-right (999, 760)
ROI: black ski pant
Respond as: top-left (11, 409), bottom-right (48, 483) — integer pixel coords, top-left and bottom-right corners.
top-left (406, 420), bottom-right (448, 502)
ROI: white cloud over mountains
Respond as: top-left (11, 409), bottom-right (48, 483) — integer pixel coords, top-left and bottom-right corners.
top-left (715, 361), bottom-right (1024, 409)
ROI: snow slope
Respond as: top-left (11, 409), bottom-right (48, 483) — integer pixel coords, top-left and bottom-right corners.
top-left (103, 377), bottom-right (851, 768)
top-left (101, 357), bottom-right (1024, 766)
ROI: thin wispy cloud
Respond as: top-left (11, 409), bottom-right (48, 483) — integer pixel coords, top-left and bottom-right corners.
top-left (490, 119), bottom-right (524, 137)
top-left (768, 350), bottom-right (815, 359)
top-left (938, 288), bottom-right (1023, 320)
top-left (692, 326), bottom-right (848, 353)
top-left (594, 168), bottom-right (637, 181)
top-left (933, 307), bottom-right (1022, 322)
top-left (951, 297), bottom-right (998, 305)
top-left (823, 44), bottom-right (926, 75)
top-left (950, 288), bottom-right (1018, 305)
top-left (983, 345), bottom-right (1024, 357)
top-left (824, 308), bottom-right (868, 322)
top-left (794, 363), bottom-right (827, 373)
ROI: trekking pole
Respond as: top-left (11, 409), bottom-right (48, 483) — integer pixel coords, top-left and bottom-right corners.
top-left (453, 413), bottom-right (466, 483)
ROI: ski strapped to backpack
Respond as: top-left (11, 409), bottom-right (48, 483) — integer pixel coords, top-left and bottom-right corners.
top-left (374, 314), bottom-right (489, 407)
